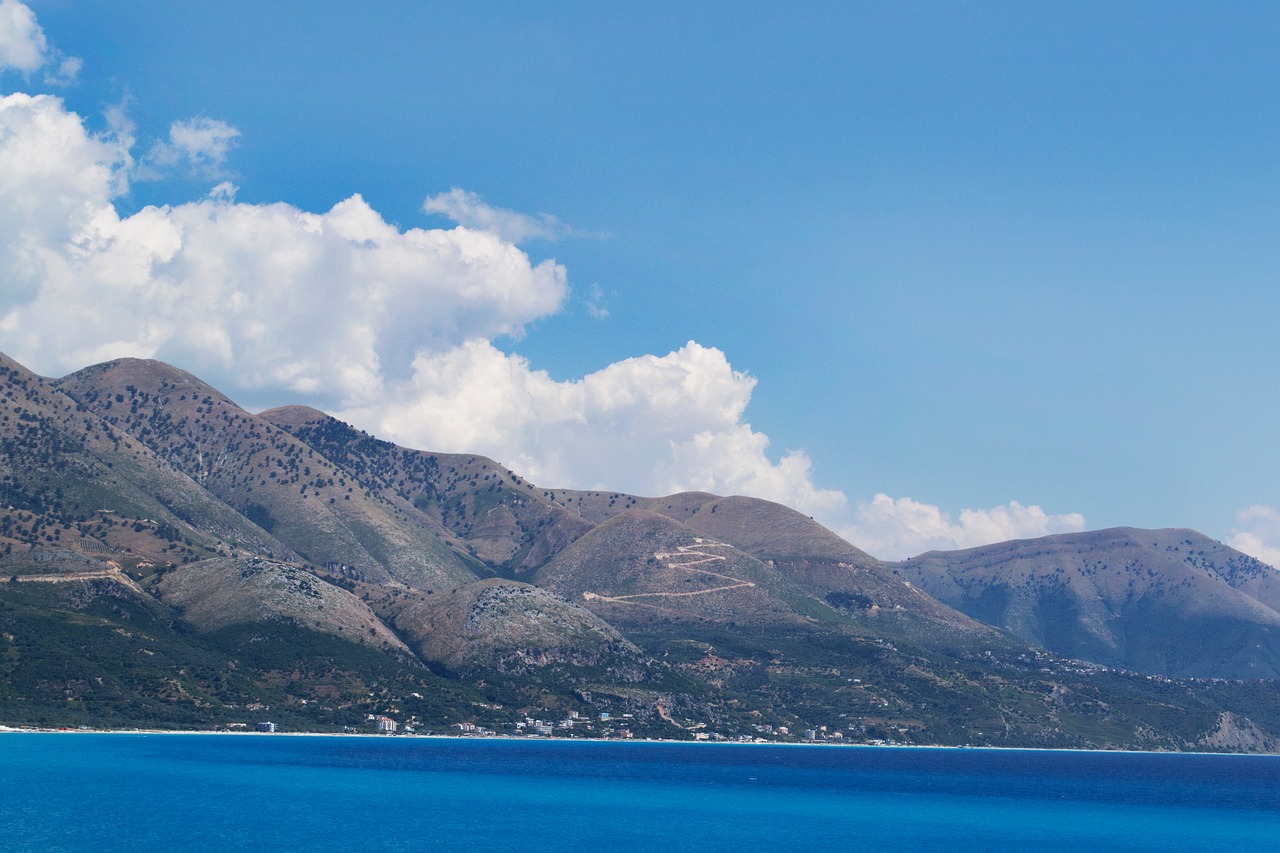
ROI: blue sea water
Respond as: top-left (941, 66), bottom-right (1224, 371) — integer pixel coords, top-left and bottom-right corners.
top-left (2, 735), bottom-right (1278, 852)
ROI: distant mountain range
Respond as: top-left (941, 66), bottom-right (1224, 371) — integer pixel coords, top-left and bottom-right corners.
top-left (3, 351), bottom-right (1280, 752)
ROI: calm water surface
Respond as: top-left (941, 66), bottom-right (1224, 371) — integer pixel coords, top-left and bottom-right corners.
top-left (2, 734), bottom-right (1278, 852)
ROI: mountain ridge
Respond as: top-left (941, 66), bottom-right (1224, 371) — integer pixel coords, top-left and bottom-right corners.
top-left (2, 350), bottom-right (1280, 751)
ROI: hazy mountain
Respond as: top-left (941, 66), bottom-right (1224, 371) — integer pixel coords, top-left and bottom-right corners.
top-left (898, 527), bottom-right (1280, 679)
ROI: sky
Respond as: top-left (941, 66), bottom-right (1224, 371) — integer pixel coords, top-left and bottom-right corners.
top-left (1, 1), bottom-right (1279, 564)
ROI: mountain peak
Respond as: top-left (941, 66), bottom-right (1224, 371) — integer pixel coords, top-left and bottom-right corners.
top-left (58, 356), bottom-right (232, 404)
top-left (257, 404), bottom-right (332, 430)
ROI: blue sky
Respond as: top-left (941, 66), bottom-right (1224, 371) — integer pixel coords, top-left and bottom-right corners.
top-left (3, 1), bottom-right (1280, 561)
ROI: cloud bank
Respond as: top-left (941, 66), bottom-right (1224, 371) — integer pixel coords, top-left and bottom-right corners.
top-left (0, 3), bottom-right (1089, 561)
top-left (0, 93), bottom-right (567, 400)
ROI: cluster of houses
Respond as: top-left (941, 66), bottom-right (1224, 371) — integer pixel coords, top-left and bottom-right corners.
top-left (507, 710), bottom-right (634, 739)
top-left (225, 702), bottom-right (878, 744)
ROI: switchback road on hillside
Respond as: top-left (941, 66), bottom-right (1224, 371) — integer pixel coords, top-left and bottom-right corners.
top-left (582, 540), bottom-right (755, 609)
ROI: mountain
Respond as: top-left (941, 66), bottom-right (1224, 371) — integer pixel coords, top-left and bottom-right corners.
top-left (56, 359), bottom-right (479, 591)
top-left (897, 527), bottom-right (1280, 679)
top-left (680, 494), bottom-right (995, 644)
top-left (0, 353), bottom-right (284, 569)
top-left (534, 506), bottom-right (824, 627)
top-left (2, 350), bottom-right (1280, 751)
top-left (383, 578), bottom-right (651, 678)
top-left (262, 406), bottom-right (994, 641)
top-left (155, 555), bottom-right (411, 653)
top-left (258, 405), bottom-right (595, 575)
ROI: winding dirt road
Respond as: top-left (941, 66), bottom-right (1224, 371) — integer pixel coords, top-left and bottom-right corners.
top-left (10, 564), bottom-right (146, 595)
top-left (583, 540), bottom-right (755, 608)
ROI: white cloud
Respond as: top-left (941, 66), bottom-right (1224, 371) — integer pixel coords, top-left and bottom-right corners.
top-left (1229, 506), bottom-right (1280, 569)
top-left (0, 1), bottom-right (78, 86)
top-left (424, 187), bottom-right (570, 244)
top-left (207, 181), bottom-right (238, 202)
top-left (143, 117), bottom-right (241, 179)
top-left (0, 0), bottom-right (45, 73)
top-left (337, 339), bottom-right (847, 521)
top-left (840, 494), bottom-right (1087, 561)
top-left (0, 93), bottom-right (133, 312)
top-left (0, 93), bottom-right (566, 401)
top-left (585, 282), bottom-right (609, 319)
top-left (0, 88), bottom-right (1089, 564)
top-left (42, 54), bottom-right (79, 86)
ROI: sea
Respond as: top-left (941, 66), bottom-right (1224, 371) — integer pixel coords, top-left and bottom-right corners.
top-left (2, 734), bottom-right (1278, 852)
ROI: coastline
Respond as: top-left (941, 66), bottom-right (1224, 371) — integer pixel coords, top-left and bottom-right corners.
top-left (2, 725), bottom-right (1275, 757)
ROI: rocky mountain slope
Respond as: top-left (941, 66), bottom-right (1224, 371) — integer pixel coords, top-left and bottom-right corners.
top-left (57, 360), bottom-right (478, 591)
top-left (155, 555), bottom-right (410, 653)
top-left (258, 405), bottom-right (594, 576)
top-left (384, 578), bottom-right (649, 678)
top-left (3, 351), bottom-right (1280, 751)
top-left (0, 353), bottom-right (283, 569)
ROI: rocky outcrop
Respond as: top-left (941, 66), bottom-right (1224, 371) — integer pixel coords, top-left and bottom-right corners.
top-left (156, 556), bottom-right (410, 653)
top-left (389, 578), bottom-right (647, 676)
top-left (1199, 712), bottom-right (1280, 753)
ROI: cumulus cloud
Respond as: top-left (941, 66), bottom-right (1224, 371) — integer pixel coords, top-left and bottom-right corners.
top-left (0, 0), bottom-right (45, 73)
top-left (840, 495), bottom-right (1087, 560)
top-left (424, 187), bottom-right (571, 244)
top-left (1229, 506), bottom-right (1280, 569)
top-left (336, 339), bottom-right (847, 520)
top-left (143, 117), bottom-right (241, 178)
top-left (0, 93), bottom-right (566, 400)
top-left (0, 1), bottom-right (78, 85)
top-left (0, 87), bottom-right (1088, 563)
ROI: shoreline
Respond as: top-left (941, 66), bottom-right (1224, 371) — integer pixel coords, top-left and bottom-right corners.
top-left (1, 725), bottom-right (1274, 757)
